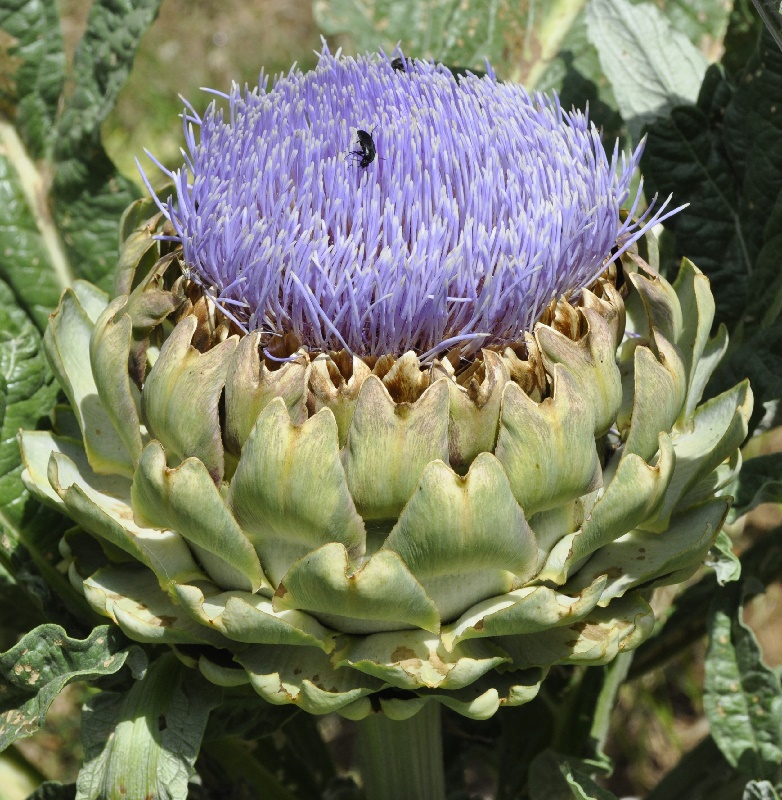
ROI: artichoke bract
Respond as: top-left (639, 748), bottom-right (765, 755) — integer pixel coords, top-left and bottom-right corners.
top-left (19, 47), bottom-right (751, 722)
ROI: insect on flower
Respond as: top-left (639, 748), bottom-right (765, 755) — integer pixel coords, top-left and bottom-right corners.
top-left (348, 127), bottom-right (378, 168)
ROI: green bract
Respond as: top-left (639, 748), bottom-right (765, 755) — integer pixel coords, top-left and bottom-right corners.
top-left (19, 210), bottom-right (751, 721)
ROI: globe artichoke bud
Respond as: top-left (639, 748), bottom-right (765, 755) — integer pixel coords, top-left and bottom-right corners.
top-left (19, 46), bottom-right (751, 724)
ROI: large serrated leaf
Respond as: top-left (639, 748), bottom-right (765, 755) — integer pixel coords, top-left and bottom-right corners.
top-left (0, 624), bottom-right (136, 750)
top-left (0, 0), bottom-right (65, 159)
top-left (722, 32), bottom-right (782, 291)
top-left (704, 582), bottom-right (782, 780)
top-left (0, 277), bottom-right (85, 621)
top-left (53, 0), bottom-right (162, 161)
top-left (51, 0), bottom-right (162, 292)
top-left (641, 70), bottom-right (745, 324)
top-left (0, 141), bottom-right (70, 329)
top-left (585, 0), bottom-right (708, 141)
top-left (643, 29), bottom-right (782, 338)
top-left (76, 654), bottom-right (220, 800)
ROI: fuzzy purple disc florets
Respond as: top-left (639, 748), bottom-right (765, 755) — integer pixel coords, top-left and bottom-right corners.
top-left (144, 44), bottom-right (677, 359)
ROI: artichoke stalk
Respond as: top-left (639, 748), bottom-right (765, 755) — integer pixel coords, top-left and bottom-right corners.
top-left (19, 46), bottom-right (751, 796)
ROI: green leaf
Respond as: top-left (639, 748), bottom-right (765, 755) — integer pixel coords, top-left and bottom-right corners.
top-left (0, 137), bottom-right (71, 329)
top-left (643, 29), bottom-right (782, 339)
top-left (528, 750), bottom-right (617, 799)
top-left (752, 0), bottom-right (782, 52)
top-left (722, 32), bottom-right (782, 309)
top-left (76, 654), bottom-right (220, 800)
top-left (537, 0), bottom-right (729, 121)
top-left (0, 0), bottom-right (65, 159)
top-left (0, 277), bottom-right (87, 622)
top-left (707, 529), bottom-right (742, 585)
top-left (657, 0), bottom-right (731, 47)
top-left (53, 0), bottom-right (162, 161)
top-left (0, 624), bottom-right (137, 750)
top-left (51, 0), bottom-right (162, 292)
top-left (704, 582), bottom-right (782, 780)
top-left (729, 453), bottom-right (782, 520)
top-left (560, 762), bottom-right (618, 800)
top-left (641, 68), bottom-right (744, 325)
top-left (585, 0), bottom-right (708, 142)
top-left (744, 780), bottom-right (781, 800)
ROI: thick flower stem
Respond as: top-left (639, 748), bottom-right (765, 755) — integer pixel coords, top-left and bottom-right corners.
top-left (357, 703), bottom-right (446, 800)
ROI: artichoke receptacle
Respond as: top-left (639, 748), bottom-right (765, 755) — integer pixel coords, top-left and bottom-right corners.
top-left (19, 47), bottom-right (751, 722)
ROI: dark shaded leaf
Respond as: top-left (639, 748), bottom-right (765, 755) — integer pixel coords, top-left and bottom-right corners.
top-left (721, 32), bottom-right (782, 293)
top-left (197, 738), bottom-right (301, 800)
top-left (723, 4), bottom-right (765, 76)
top-left (0, 0), bottom-right (65, 158)
top-left (709, 318), bottom-right (782, 435)
top-left (729, 452), bottom-right (782, 520)
top-left (203, 690), bottom-right (298, 741)
top-left (641, 68), bottom-right (748, 327)
top-left (645, 734), bottom-right (747, 800)
top-left (0, 624), bottom-right (135, 750)
top-left (25, 782), bottom-right (77, 800)
top-left (643, 30), bottom-right (782, 337)
top-left (751, 0), bottom-right (782, 53)
top-left (704, 582), bottom-right (782, 780)
top-left (495, 693), bottom-right (556, 800)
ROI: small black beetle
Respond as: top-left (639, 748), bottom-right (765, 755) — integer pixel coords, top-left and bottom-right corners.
top-left (349, 127), bottom-right (377, 169)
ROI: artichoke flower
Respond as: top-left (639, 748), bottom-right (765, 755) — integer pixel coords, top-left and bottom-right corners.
top-left (19, 47), bottom-right (752, 725)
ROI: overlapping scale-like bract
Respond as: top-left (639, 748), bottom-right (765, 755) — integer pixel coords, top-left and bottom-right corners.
top-left (19, 48), bottom-right (750, 721)
top-left (19, 225), bottom-right (751, 719)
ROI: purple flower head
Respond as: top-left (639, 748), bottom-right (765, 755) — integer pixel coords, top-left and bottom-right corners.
top-left (143, 44), bottom-right (679, 360)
